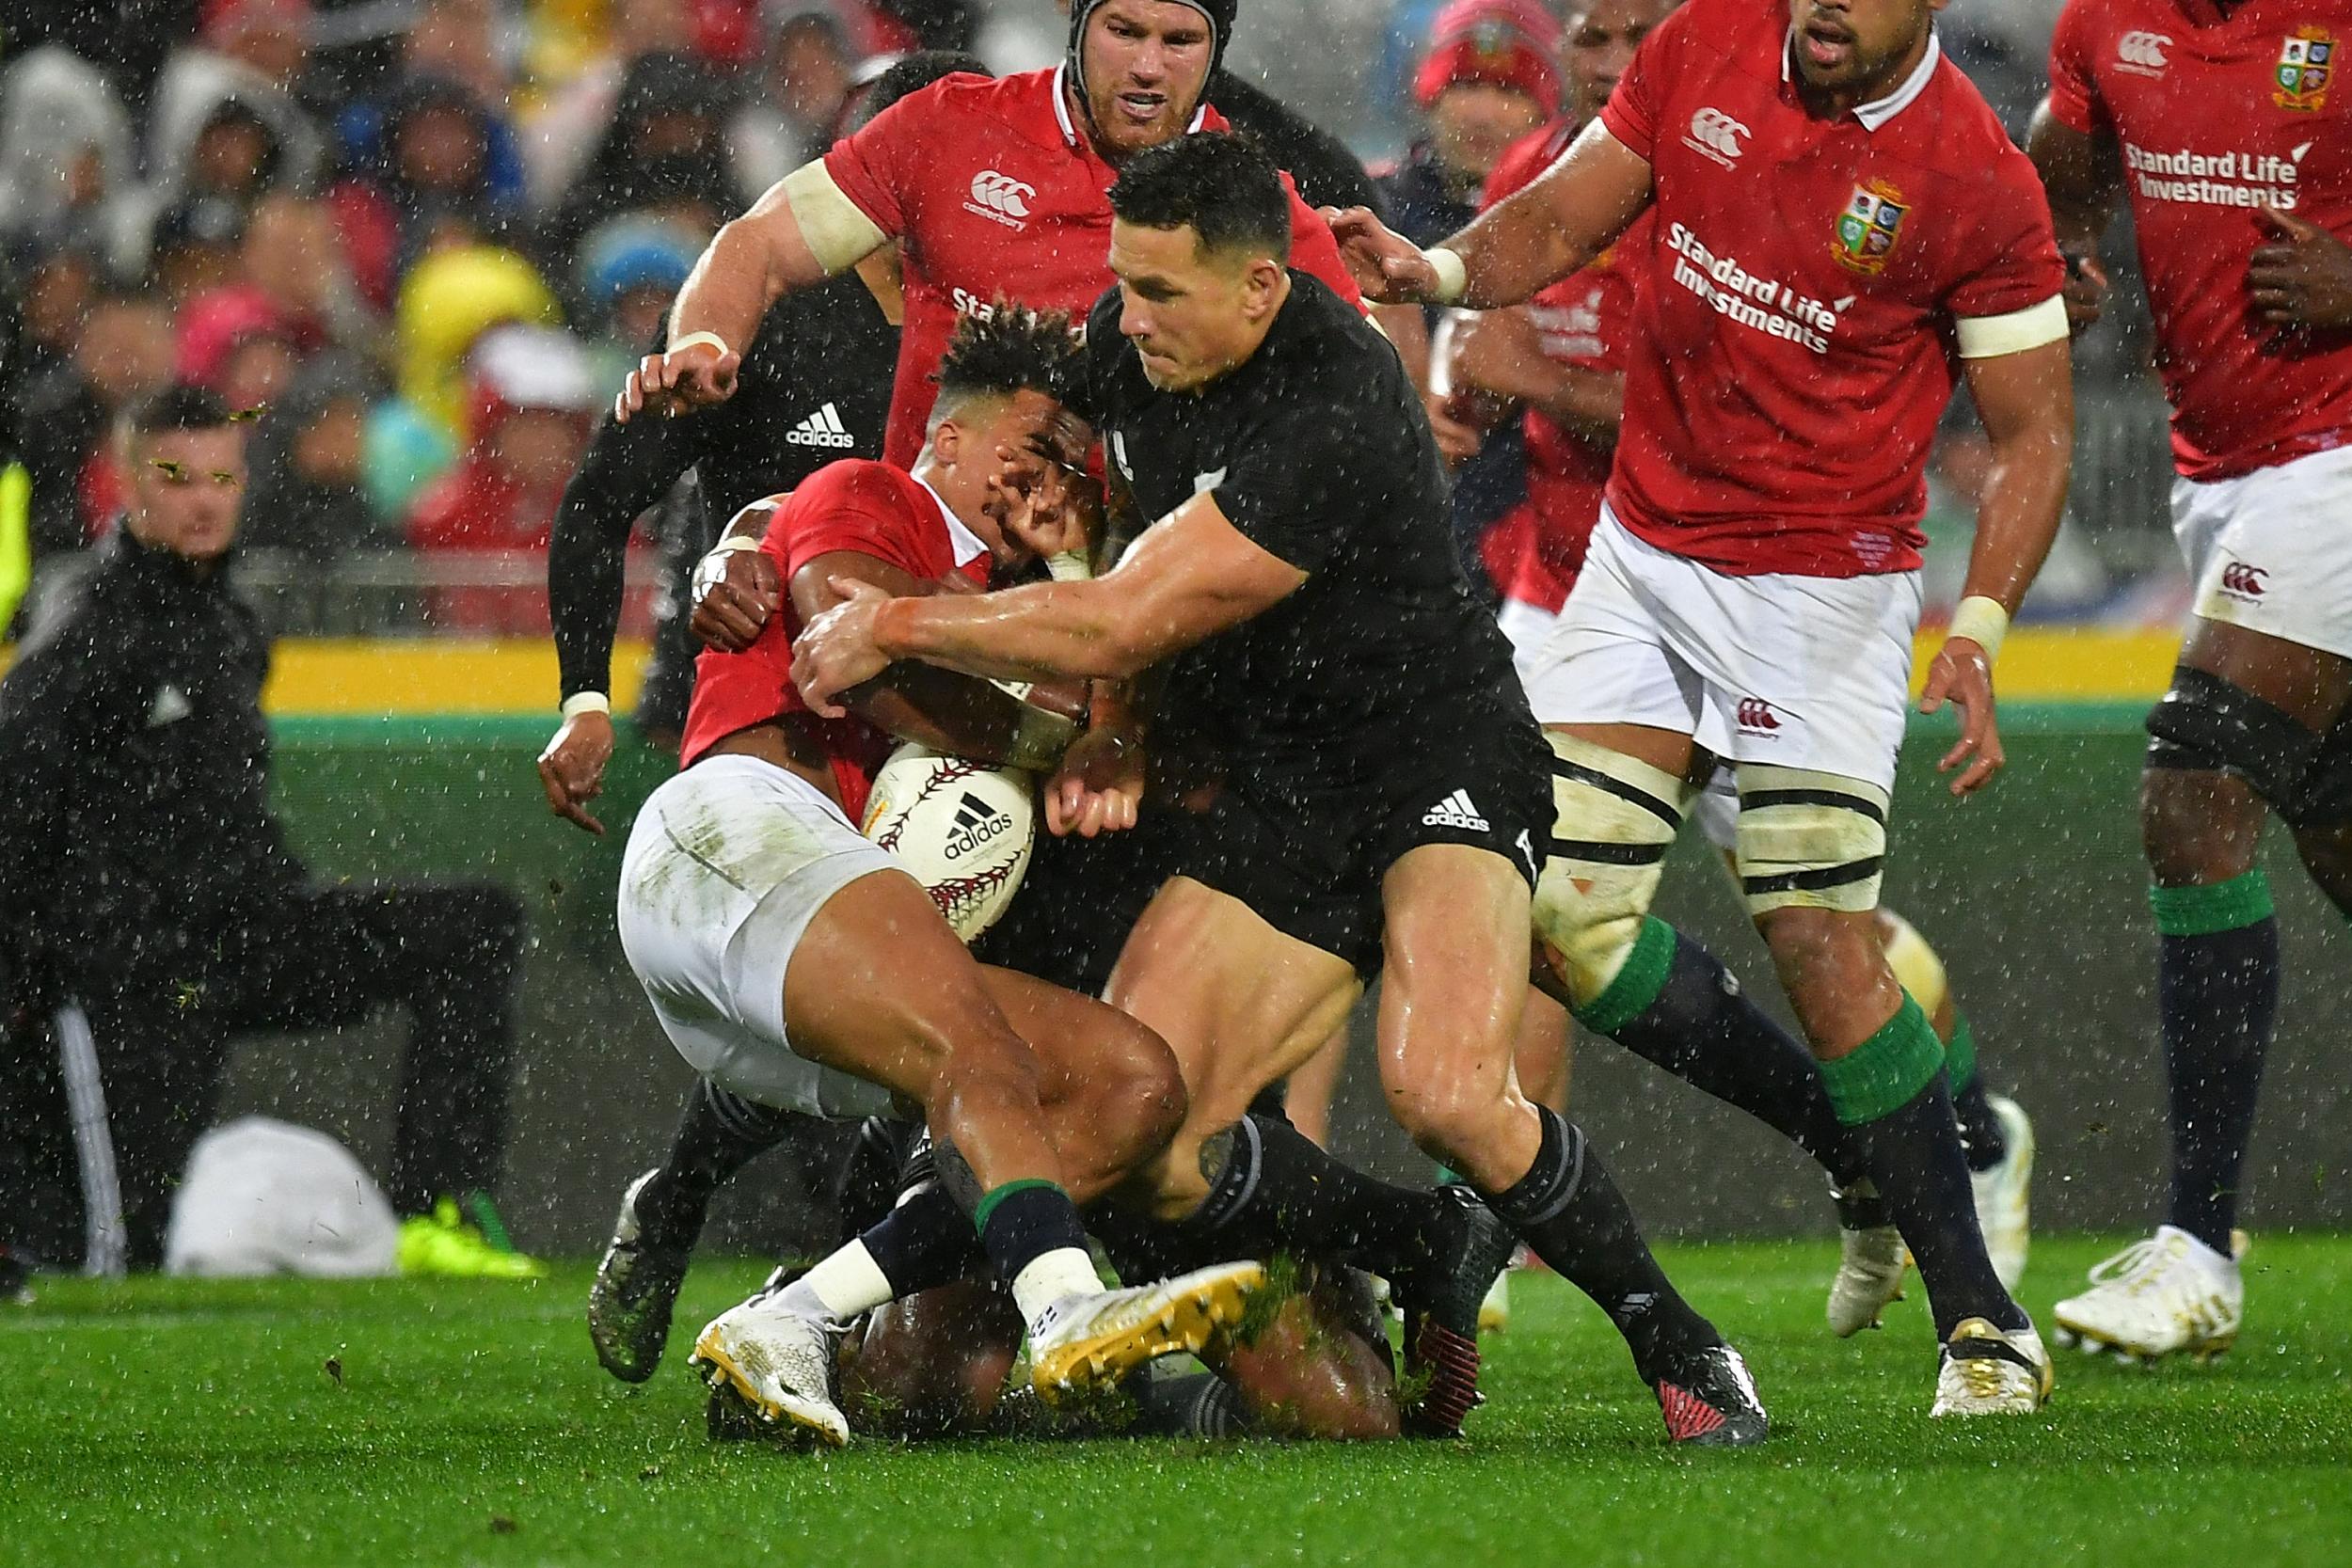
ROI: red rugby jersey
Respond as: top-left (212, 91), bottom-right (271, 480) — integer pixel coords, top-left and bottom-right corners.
top-left (824, 67), bottom-right (1366, 468)
top-left (2049, 0), bottom-right (2352, 481)
top-left (1478, 119), bottom-right (1645, 610)
top-left (1598, 0), bottom-right (2063, 576)
top-left (679, 460), bottom-right (992, 821)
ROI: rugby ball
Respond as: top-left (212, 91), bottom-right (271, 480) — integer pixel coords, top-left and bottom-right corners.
top-left (860, 743), bottom-right (1036, 942)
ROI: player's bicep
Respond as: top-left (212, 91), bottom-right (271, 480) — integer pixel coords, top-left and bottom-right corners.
top-left (2024, 104), bottom-right (2120, 242)
top-left (1961, 337), bottom-right (2074, 454)
top-left (1105, 491), bottom-right (1310, 656)
top-left (789, 548), bottom-right (932, 620)
top-left (1527, 122), bottom-right (1653, 252)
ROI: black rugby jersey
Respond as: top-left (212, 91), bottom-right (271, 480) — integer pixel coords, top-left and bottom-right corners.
top-left (1083, 273), bottom-right (1535, 805)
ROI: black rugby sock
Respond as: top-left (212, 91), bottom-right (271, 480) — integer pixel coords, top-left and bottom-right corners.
top-left (637, 1078), bottom-right (804, 1249)
top-left (1133, 1372), bottom-right (1252, 1437)
top-left (1583, 922), bottom-right (1866, 1187)
top-left (2153, 874), bottom-right (2280, 1253)
top-left (1942, 1013), bottom-right (2010, 1174)
top-left (1183, 1114), bottom-right (1454, 1278)
top-left (1481, 1108), bottom-right (1720, 1382)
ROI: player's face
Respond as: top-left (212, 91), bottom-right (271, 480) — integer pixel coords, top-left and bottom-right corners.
top-left (1080, 0), bottom-right (1216, 159)
top-left (125, 427), bottom-right (246, 564)
top-left (1109, 219), bottom-right (1280, 392)
top-left (1563, 0), bottom-right (1667, 123)
top-left (945, 388), bottom-right (1091, 564)
top-left (1789, 0), bottom-right (1943, 97)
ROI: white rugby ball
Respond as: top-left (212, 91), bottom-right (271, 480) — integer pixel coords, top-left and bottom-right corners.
top-left (860, 742), bottom-right (1036, 942)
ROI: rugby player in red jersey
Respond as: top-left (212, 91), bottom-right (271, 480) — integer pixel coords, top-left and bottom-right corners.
top-left (615, 0), bottom-right (1362, 466)
top-left (1328, 0), bottom-right (2074, 1414)
top-left (1431, 0), bottom-right (2038, 1338)
top-left (2029, 0), bottom-right (2352, 1362)
top-left (614, 311), bottom-right (1263, 1446)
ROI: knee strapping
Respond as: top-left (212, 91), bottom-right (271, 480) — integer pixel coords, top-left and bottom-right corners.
top-left (1736, 765), bottom-right (1888, 917)
top-left (1875, 907), bottom-right (1949, 1020)
top-left (1533, 735), bottom-right (1694, 1006)
top-left (2146, 666), bottom-right (2344, 829)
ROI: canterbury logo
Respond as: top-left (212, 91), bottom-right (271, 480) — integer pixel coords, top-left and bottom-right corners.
top-left (1422, 788), bottom-right (1490, 832)
top-left (965, 170), bottom-right (1036, 228)
top-left (2118, 30), bottom-right (2171, 70)
top-left (1737, 698), bottom-right (1782, 733)
top-left (1687, 107), bottom-right (1748, 163)
top-left (945, 791), bottom-right (1016, 859)
top-left (2220, 562), bottom-right (2269, 597)
top-left (786, 402), bottom-right (855, 448)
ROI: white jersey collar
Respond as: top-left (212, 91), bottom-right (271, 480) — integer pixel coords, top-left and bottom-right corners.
top-left (914, 473), bottom-right (990, 567)
top-left (1782, 26), bottom-right (1940, 131)
top-left (1052, 61), bottom-right (1211, 151)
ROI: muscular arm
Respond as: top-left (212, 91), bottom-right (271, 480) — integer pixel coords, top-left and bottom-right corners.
top-left (794, 551), bottom-right (1076, 769)
top-left (1956, 338), bottom-right (2074, 616)
top-left (548, 395), bottom-right (703, 701)
top-left (853, 492), bottom-right (1306, 687)
top-left (2024, 103), bottom-right (2121, 257)
top-left (669, 164), bottom-right (890, 371)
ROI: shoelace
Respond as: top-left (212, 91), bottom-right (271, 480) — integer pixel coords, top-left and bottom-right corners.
top-left (1950, 1354), bottom-right (2017, 1402)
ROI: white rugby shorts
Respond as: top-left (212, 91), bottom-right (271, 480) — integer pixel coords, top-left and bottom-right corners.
top-left (1525, 507), bottom-right (1924, 795)
top-left (2173, 444), bottom-right (2352, 662)
top-left (617, 754), bottom-right (900, 1117)
top-left (1496, 594), bottom-right (1559, 693)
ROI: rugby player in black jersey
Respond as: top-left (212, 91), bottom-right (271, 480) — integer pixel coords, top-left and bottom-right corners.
top-left (793, 133), bottom-right (1767, 1445)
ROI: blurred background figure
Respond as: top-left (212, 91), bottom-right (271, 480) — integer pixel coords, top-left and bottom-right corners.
top-left (730, 0), bottom-right (863, 201)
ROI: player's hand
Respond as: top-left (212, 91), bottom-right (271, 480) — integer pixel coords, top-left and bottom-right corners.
top-left (614, 340), bottom-right (740, 424)
top-left (689, 544), bottom-right (780, 651)
top-left (792, 577), bottom-right (897, 717)
top-left (1045, 722), bottom-right (1145, 837)
top-left (536, 707), bottom-right (616, 836)
top-left (988, 433), bottom-right (1101, 562)
top-left (2060, 247), bottom-right (2108, 335)
top-left (1425, 393), bottom-right (1484, 467)
top-left (1322, 206), bottom-right (1442, 305)
top-left (2249, 206), bottom-right (2352, 331)
top-left (1919, 636), bottom-right (2004, 797)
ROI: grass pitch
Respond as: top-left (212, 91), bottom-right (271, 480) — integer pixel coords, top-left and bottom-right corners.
top-left (6, 1235), bottom-right (2348, 1568)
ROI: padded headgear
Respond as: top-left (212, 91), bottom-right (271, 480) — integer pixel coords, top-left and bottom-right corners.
top-left (1067, 0), bottom-right (1237, 126)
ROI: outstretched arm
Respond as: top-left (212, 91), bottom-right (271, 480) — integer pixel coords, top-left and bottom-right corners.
top-left (2024, 102), bottom-right (2122, 331)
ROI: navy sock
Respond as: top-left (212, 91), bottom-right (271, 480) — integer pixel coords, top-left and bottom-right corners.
top-left (1581, 921), bottom-right (1866, 1188)
top-left (1943, 1014), bottom-right (2009, 1174)
top-left (637, 1078), bottom-right (804, 1249)
top-left (974, 1180), bottom-right (1091, 1283)
top-left (1821, 999), bottom-right (2025, 1338)
top-left (1481, 1107), bottom-right (1719, 1381)
top-left (859, 1183), bottom-right (984, 1296)
top-left (2153, 874), bottom-right (2280, 1253)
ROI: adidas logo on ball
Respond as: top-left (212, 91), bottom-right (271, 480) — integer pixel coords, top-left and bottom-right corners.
top-left (946, 791), bottom-right (1015, 859)
top-left (787, 403), bottom-right (856, 448)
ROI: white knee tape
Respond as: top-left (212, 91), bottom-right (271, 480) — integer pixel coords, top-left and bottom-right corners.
top-left (1533, 735), bottom-right (1693, 1006)
top-left (1735, 764), bottom-right (1889, 916)
top-left (1876, 907), bottom-right (1949, 1019)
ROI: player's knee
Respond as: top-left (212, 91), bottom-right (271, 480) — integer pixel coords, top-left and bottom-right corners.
top-left (1380, 1053), bottom-right (1506, 1163)
top-left (1873, 908), bottom-right (1948, 1021)
top-left (1735, 766), bottom-right (1887, 924)
top-left (1756, 905), bottom-right (1883, 1030)
top-left (2145, 666), bottom-right (2333, 829)
top-left (1532, 735), bottom-right (1692, 1006)
top-left (1087, 1027), bottom-right (1189, 1164)
top-left (929, 1016), bottom-right (1047, 1116)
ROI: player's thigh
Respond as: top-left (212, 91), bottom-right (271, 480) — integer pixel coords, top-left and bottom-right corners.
top-left (2172, 448), bottom-right (2352, 709)
top-left (973, 963), bottom-right (1183, 1115)
top-left (1106, 875), bottom-right (1359, 1129)
top-left (1375, 842), bottom-right (1534, 1106)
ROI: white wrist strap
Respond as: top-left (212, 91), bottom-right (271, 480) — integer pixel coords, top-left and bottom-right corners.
top-left (1424, 246), bottom-right (1468, 307)
top-left (1948, 595), bottom-right (2010, 662)
top-left (1045, 551), bottom-right (1093, 582)
top-left (561, 691), bottom-right (612, 721)
top-left (670, 329), bottom-right (731, 358)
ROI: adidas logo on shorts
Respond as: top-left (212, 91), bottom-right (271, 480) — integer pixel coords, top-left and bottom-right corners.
top-left (1421, 788), bottom-right (1490, 832)
top-left (946, 791), bottom-right (1015, 859)
top-left (786, 403), bottom-right (856, 449)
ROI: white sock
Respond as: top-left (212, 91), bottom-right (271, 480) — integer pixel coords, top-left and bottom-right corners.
top-left (774, 1240), bottom-right (895, 1324)
top-left (1011, 1245), bottom-right (1103, 1327)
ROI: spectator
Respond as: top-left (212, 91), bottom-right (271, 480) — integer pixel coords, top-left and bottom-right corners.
top-left (1376, 0), bottom-right (1559, 246)
top-left (574, 214), bottom-right (703, 385)
top-left (147, 195), bottom-right (251, 308)
top-left (174, 285), bottom-right (308, 410)
top-left (544, 51), bottom-right (740, 264)
top-left (240, 190), bottom-right (382, 361)
top-left (520, 0), bottom-right (695, 210)
top-left (328, 73), bottom-right (522, 308)
top-left (0, 46), bottom-right (139, 260)
top-left (147, 0), bottom-right (327, 208)
top-left (730, 1), bottom-right (865, 205)
top-left (242, 352), bottom-right (380, 560)
top-left (17, 288), bottom-right (176, 570)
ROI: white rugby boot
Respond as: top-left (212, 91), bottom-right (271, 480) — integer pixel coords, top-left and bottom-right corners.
top-left (691, 1289), bottom-right (850, 1449)
top-left (1027, 1260), bottom-right (1265, 1402)
top-left (1931, 1316), bottom-right (2053, 1417)
top-left (1827, 1181), bottom-right (1907, 1337)
top-left (2052, 1226), bottom-right (2243, 1364)
top-left (1969, 1095), bottom-right (2035, 1291)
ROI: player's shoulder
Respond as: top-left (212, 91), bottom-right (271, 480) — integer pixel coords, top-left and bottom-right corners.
top-left (919, 67), bottom-right (1068, 150)
top-left (1257, 276), bottom-right (1404, 420)
top-left (1906, 55), bottom-right (2049, 197)
top-left (1482, 119), bottom-right (1576, 211)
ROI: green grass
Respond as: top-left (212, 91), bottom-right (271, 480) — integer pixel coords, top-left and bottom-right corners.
top-left (7, 1237), bottom-right (2349, 1567)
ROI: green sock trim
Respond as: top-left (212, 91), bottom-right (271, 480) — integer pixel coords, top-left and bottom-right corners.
top-left (1434, 1164), bottom-right (1464, 1186)
top-left (1943, 1012), bottom-right (1978, 1096)
top-left (1574, 916), bottom-right (1677, 1037)
top-left (1820, 995), bottom-right (1946, 1126)
top-left (2150, 870), bottom-right (2276, 937)
top-left (464, 1191), bottom-right (514, 1252)
top-left (971, 1178), bottom-right (1063, 1235)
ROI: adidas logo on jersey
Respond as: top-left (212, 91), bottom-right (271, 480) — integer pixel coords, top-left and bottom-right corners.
top-left (1421, 789), bottom-right (1489, 832)
top-left (787, 403), bottom-right (856, 448)
top-left (946, 791), bottom-right (1016, 859)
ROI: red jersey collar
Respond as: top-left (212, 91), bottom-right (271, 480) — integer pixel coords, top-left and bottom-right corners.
top-left (1050, 61), bottom-right (1212, 152)
top-left (1780, 24), bottom-right (1942, 130)
top-left (913, 470), bottom-right (990, 567)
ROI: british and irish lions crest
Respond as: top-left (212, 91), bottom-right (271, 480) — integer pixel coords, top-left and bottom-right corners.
top-left (1834, 179), bottom-right (1907, 277)
top-left (2276, 26), bottom-right (2333, 113)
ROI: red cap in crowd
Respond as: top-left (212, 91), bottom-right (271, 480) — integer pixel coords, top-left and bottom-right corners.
top-left (199, 0), bottom-right (313, 46)
top-left (1413, 0), bottom-right (1564, 120)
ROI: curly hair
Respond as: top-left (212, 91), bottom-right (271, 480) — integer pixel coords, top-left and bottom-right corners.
top-left (930, 303), bottom-right (1084, 420)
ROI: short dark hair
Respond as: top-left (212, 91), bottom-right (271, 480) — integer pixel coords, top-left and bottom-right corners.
top-left (1107, 132), bottom-right (1289, 261)
top-left (848, 50), bottom-right (991, 133)
top-left (123, 383), bottom-right (239, 440)
top-left (930, 305), bottom-right (1083, 419)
